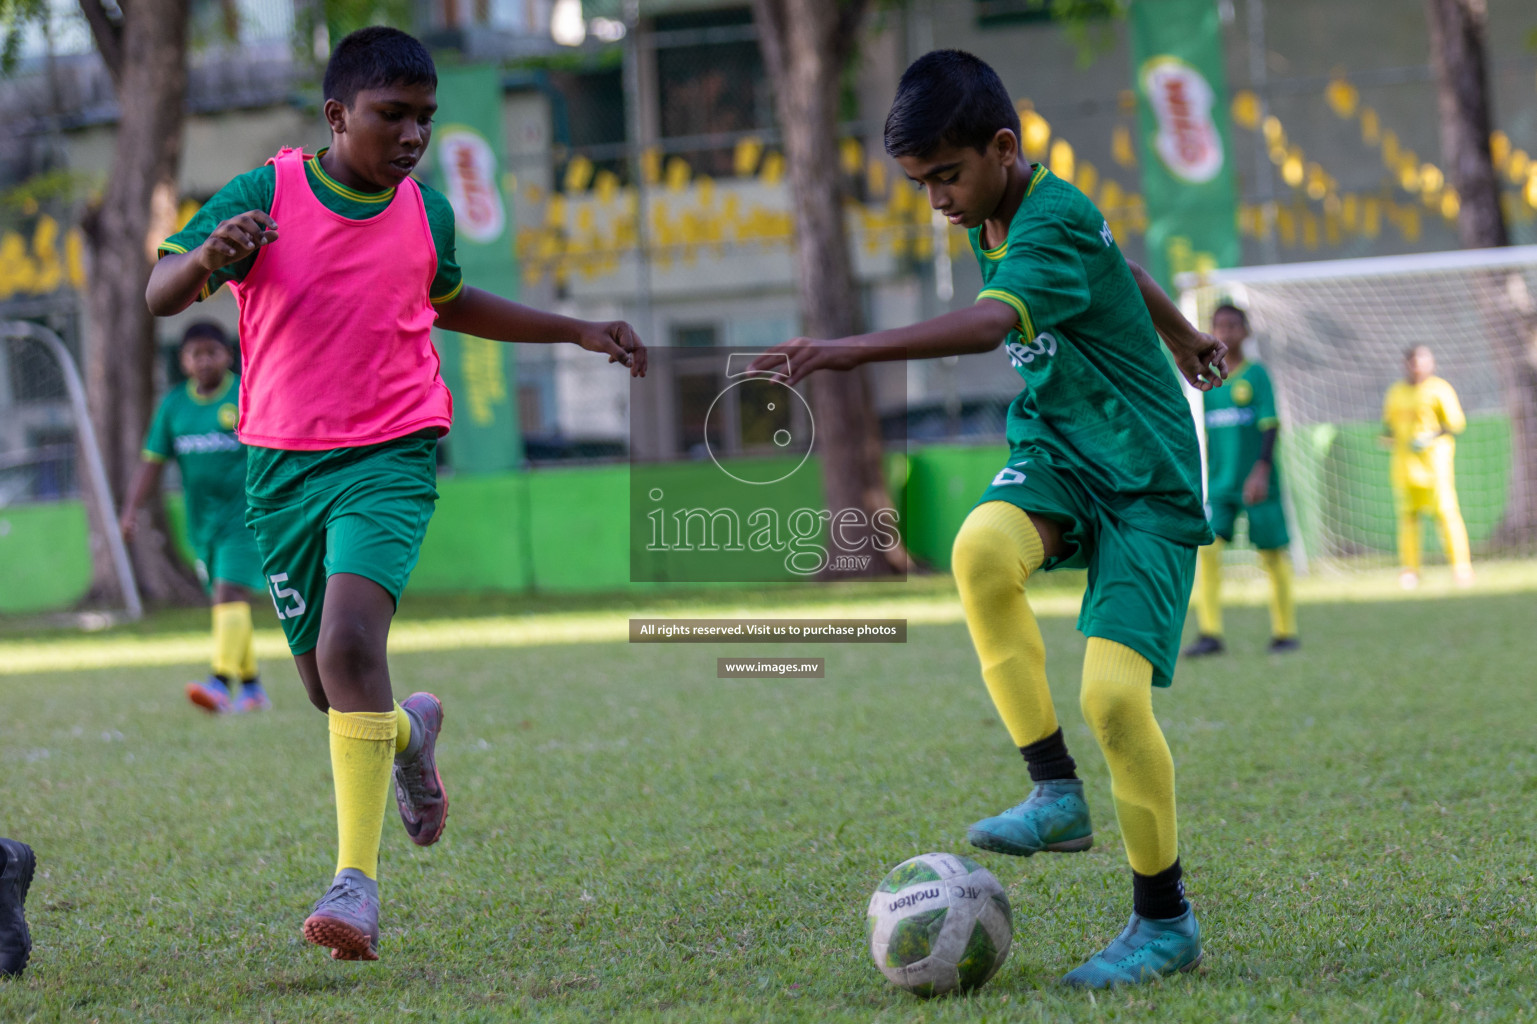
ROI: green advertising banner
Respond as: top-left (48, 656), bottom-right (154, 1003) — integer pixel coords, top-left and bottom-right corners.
top-left (429, 65), bottom-right (523, 472)
top-left (1128, 0), bottom-right (1241, 291)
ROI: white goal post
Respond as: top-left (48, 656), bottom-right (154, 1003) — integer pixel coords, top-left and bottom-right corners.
top-left (0, 320), bottom-right (142, 619)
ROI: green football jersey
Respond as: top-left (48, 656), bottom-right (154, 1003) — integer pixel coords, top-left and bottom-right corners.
top-left (971, 165), bottom-right (1210, 546)
top-left (159, 149), bottom-right (463, 304)
top-left (1202, 360), bottom-right (1280, 499)
top-left (142, 373), bottom-right (248, 549)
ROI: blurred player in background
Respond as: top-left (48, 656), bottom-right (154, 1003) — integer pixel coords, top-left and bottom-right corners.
top-left (0, 838), bottom-right (32, 977)
top-left (146, 27), bottom-right (644, 962)
top-left (1382, 345), bottom-right (1472, 589)
top-left (120, 321), bottom-right (270, 713)
top-left (1184, 304), bottom-right (1299, 657)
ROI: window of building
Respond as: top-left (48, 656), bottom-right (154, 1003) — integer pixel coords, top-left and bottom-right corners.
top-left (654, 7), bottom-right (770, 177)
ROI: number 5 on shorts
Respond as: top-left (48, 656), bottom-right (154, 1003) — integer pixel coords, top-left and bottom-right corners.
top-left (268, 572), bottom-right (307, 620)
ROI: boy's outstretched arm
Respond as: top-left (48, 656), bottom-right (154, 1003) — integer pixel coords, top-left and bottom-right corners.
top-left (747, 302), bottom-right (1018, 386)
top-left (434, 287), bottom-right (647, 377)
top-left (1124, 258), bottom-right (1228, 391)
top-left (146, 211), bottom-right (278, 316)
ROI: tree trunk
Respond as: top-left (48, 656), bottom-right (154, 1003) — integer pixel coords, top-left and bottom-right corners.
top-left (1424, 0), bottom-right (1505, 250)
top-left (80, 0), bottom-right (204, 605)
top-left (1424, 0), bottom-right (1537, 549)
top-left (753, 0), bottom-right (910, 577)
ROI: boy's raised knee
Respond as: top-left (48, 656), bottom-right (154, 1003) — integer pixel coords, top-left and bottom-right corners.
top-left (952, 502), bottom-right (1045, 603)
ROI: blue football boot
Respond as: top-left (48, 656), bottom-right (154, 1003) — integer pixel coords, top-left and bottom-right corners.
top-left (966, 779), bottom-right (1094, 856)
top-left (185, 675), bottom-right (232, 714)
top-left (1062, 908), bottom-right (1202, 988)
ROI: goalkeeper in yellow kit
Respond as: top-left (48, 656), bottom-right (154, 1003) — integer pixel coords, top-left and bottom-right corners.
top-left (1382, 345), bottom-right (1472, 588)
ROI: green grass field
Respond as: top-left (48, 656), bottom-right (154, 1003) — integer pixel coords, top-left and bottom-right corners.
top-left (1, 568), bottom-right (1535, 1022)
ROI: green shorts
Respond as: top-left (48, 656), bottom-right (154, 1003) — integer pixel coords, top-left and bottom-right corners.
top-left (193, 520), bottom-right (266, 593)
top-left (977, 447), bottom-right (1197, 688)
top-left (1207, 493), bottom-right (1290, 550)
top-left (245, 432), bottom-right (439, 655)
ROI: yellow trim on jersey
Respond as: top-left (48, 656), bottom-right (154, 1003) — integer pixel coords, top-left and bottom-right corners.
top-left (156, 241), bottom-right (215, 300)
top-left (978, 288), bottom-right (1035, 340)
top-left (185, 372), bottom-right (235, 406)
top-left (979, 165), bottom-right (1049, 261)
top-left (141, 450), bottom-right (167, 463)
top-left (1257, 416), bottom-right (1279, 430)
top-left (430, 279), bottom-right (465, 305)
top-left (309, 149), bottom-right (395, 204)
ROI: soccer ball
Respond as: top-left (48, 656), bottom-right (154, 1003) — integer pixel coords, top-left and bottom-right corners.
top-left (865, 852), bottom-right (1012, 997)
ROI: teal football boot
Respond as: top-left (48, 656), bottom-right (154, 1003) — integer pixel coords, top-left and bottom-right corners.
top-left (1062, 909), bottom-right (1202, 988)
top-left (966, 779), bottom-right (1093, 856)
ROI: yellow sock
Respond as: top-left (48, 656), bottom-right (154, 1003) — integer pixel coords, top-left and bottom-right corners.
top-left (1193, 540), bottom-right (1224, 637)
top-left (952, 501), bottom-right (1058, 747)
top-left (1397, 510), bottom-right (1422, 573)
top-left (211, 602), bottom-right (252, 680)
top-left (394, 703), bottom-right (412, 755)
top-left (1259, 548), bottom-right (1297, 639)
top-left (328, 709), bottom-right (398, 879)
top-left (1080, 638), bottom-right (1177, 876)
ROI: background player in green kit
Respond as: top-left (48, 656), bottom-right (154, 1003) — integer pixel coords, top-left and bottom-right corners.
top-left (754, 50), bottom-right (1228, 988)
top-left (120, 322), bottom-right (270, 714)
top-left (1185, 304), bottom-right (1300, 656)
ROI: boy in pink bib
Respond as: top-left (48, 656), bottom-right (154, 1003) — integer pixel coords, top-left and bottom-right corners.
top-left (148, 27), bottom-right (646, 961)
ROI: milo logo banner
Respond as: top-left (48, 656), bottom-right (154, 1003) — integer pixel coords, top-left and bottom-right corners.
top-left (1129, 0), bottom-right (1241, 291)
top-left (428, 65), bottom-right (523, 473)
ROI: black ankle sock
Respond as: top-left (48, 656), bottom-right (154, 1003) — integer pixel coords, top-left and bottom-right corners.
top-left (1133, 860), bottom-right (1188, 920)
top-left (1019, 728), bottom-right (1077, 782)
top-left (213, 673), bottom-right (231, 686)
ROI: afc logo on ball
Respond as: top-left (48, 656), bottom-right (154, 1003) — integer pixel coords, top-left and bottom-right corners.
top-left (1006, 331), bottom-right (1058, 369)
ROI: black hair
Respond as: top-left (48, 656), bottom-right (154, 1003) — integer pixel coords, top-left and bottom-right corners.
top-left (323, 26), bottom-right (437, 109)
top-left (1212, 303), bottom-right (1248, 327)
top-left (181, 321), bottom-right (230, 350)
top-left (884, 50), bottom-right (1021, 159)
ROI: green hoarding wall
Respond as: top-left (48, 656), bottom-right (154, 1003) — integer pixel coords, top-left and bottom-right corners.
top-left (0, 428), bottom-right (1517, 615)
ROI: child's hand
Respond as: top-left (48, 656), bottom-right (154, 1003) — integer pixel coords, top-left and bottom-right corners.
top-left (1167, 330), bottom-right (1228, 391)
top-left (197, 211), bottom-right (278, 271)
top-left (747, 338), bottom-right (862, 386)
top-left (576, 320), bottom-right (647, 377)
top-left (119, 512), bottom-right (138, 543)
top-left (1242, 463), bottom-right (1270, 506)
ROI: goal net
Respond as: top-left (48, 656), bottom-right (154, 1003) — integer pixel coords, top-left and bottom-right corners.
top-left (0, 319), bottom-right (141, 619)
top-left (1179, 245), bottom-right (1537, 576)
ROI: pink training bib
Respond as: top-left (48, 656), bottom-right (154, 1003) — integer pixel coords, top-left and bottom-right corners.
top-left (230, 148), bottom-right (453, 449)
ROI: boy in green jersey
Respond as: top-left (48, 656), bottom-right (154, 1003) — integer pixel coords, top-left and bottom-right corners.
top-left (754, 50), bottom-right (1227, 987)
top-left (147, 28), bottom-right (644, 962)
top-left (1184, 304), bottom-right (1299, 657)
top-left (121, 322), bottom-right (270, 713)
